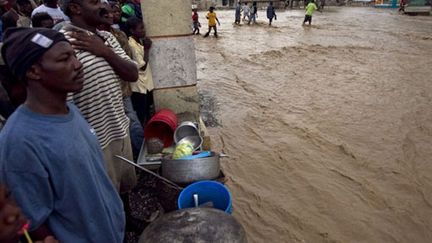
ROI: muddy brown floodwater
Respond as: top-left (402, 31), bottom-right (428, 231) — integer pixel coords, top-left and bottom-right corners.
top-left (194, 7), bottom-right (432, 243)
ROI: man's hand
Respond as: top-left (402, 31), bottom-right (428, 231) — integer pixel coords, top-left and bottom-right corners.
top-left (70, 31), bottom-right (138, 82)
top-left (70, 31), bottom-right (111, 58)
top-left (0, 185), bottom-right (26, 243)
top-left (143, 37), bottom-right (152, 50)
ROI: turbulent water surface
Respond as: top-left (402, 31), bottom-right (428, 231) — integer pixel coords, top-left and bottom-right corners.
top-left (194, 7), bottom-right (432, 243)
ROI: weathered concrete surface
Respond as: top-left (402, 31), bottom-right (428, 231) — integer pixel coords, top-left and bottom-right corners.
top-left (141, 0), bottom-right (203, 137)
top-left (149, 37), bottom-right (197, 89)
top-left (141, 0), bottom-right (192, 37)
top-left (153, 85), bottom-right (200, 117)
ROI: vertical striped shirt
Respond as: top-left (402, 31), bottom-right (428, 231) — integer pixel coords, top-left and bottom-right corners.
top-left (60, 27), bottom-right (133, 149)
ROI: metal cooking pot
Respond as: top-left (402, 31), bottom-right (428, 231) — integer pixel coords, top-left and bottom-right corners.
top-left (174, 121), bottom-right (200, 144)
top-left (177, 136), bottom-right (203, 151)
top-left (139, 208), bottom-right (247, 243)
top-left (161, 152), bottom-right (220, 184)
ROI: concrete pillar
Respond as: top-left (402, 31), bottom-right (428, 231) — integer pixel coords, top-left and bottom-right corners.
top-left (141, 0), bottom-right (196, 89)
top-left (141, 0), bottom-right (200, 118)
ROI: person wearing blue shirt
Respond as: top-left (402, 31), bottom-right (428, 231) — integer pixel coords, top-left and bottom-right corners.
top-left (0, 27), bottom-right (125, 242)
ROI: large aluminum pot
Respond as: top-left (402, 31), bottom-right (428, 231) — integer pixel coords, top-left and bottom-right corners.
top-left (139, 208), bottom-right (248, 243)
top-left (162, 152), bottom-right (220, 184)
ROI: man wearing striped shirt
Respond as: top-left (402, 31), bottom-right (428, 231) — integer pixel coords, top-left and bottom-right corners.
top-left (60, 0), bottom-right (139, 193)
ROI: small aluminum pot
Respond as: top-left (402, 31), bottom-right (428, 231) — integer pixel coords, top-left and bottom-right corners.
top-left (162, 152), bottom-right (220, 184)
top-left (174, 121), bottom-right (200, 144)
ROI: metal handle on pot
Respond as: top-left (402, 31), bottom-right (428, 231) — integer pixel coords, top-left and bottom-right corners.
top-left (115, 155), bottom-right (183, 190)
top-left (220, 153), bottom-right (230, 158)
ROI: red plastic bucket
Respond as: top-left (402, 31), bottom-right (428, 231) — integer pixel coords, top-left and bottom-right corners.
top-left (144, 109), bottom-right (177, 147)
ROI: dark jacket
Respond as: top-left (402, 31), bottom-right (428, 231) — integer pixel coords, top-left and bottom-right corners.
top-left (266, 5), bottom-right (276, 19)
top-left (252, 5), bottom-right (258, 15)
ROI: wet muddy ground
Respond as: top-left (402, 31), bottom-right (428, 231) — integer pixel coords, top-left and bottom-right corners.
top-left (195, 7), bottom-right (432, 243)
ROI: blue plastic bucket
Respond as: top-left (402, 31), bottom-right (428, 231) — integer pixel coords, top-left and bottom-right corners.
top-left (178, 180), bottom-right (232, 214)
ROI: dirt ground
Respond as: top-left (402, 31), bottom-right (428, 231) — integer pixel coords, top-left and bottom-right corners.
top-left (194, 7), bottom-right (432, 243)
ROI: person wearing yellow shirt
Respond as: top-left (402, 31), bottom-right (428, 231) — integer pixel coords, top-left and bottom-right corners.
top-left (303, 0), bottom-right (318, 26)
top-left (204, 6), bottom-right (220, 38)
top-left (126, 17), bottom-right (155, 126)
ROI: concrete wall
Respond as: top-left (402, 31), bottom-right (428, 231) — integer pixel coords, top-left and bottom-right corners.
top-left (149, 37), bottom-right (197, 89)
top-left (141, 0), bottom-right (197, 89)
top-left (141, 0), bottom-right (201, 119)
top-left (142, 0), bottom-right (192, 38)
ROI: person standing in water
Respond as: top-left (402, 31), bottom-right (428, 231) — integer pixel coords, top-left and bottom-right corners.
top-left (398, 0), bottom-right (406, 12)
top-left (319, 0), bottom-right (326, 11)
top-left (192, 8), bottom-right (200, 35)
top-left (234, 1), bottom-right (241, 25)
top-left (303, 0), bottom-right (317, 26)
top-left (242, 2), bottom-right (250, 22)
top-left (266, 1), bottom-right (277, 26)
top-left (204, 6), bottom-right (220, 38)
top-left (249, 1), bottom-right (258, 25)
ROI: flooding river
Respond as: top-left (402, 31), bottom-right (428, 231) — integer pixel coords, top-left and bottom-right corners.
top-left (194, 7), bottom-right (432, 243)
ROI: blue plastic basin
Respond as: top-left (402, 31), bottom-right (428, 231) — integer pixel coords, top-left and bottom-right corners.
top-left (178, 180), bottom-right (232, 214)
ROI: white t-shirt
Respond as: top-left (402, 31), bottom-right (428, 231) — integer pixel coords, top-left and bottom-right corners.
top-left (31, 5), bottom-right (69, 24)
top-left (243, 5), bottom-right (250, 15)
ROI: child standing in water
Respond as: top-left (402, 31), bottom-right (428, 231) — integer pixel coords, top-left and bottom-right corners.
top-left (266, 1), bottom-right (277, 26)
top-left (303, 0), bottom-right (318, 26)
top-left (204, 6), bottom-right (220, 38)
top-left (249, 1), bottom-right (258, 24)
top-left (234, 1), bottom-right (241, 25)
top-left (242, 2), bottom-right (250, 22)
top-left (192, 8), bottom-right (201, 34)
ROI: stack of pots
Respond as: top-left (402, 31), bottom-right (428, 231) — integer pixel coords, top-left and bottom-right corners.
top-left (162, 152), bottom-right (220, 184)
top-left (162, 121), bottom-right (220, 185)
top-left (144, 113), bottom-right (220, 185)
top-left (173, 121), bottom-right (203, 151)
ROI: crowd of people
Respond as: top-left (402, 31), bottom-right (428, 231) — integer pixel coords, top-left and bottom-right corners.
top-left (193, 0), bottom-right (320, 39)
top-left (235, 1), bottom-right (276, 25)
top-left (0, 0), bottom-right (156, 241)
top-left (0, 0), bottom-right (322, 241)
top-left (232, 0), bottom-right (319, 27)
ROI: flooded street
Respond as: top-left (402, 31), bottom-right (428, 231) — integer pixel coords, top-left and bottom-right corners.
top-left (194, 7), bottom-right (432, 243)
